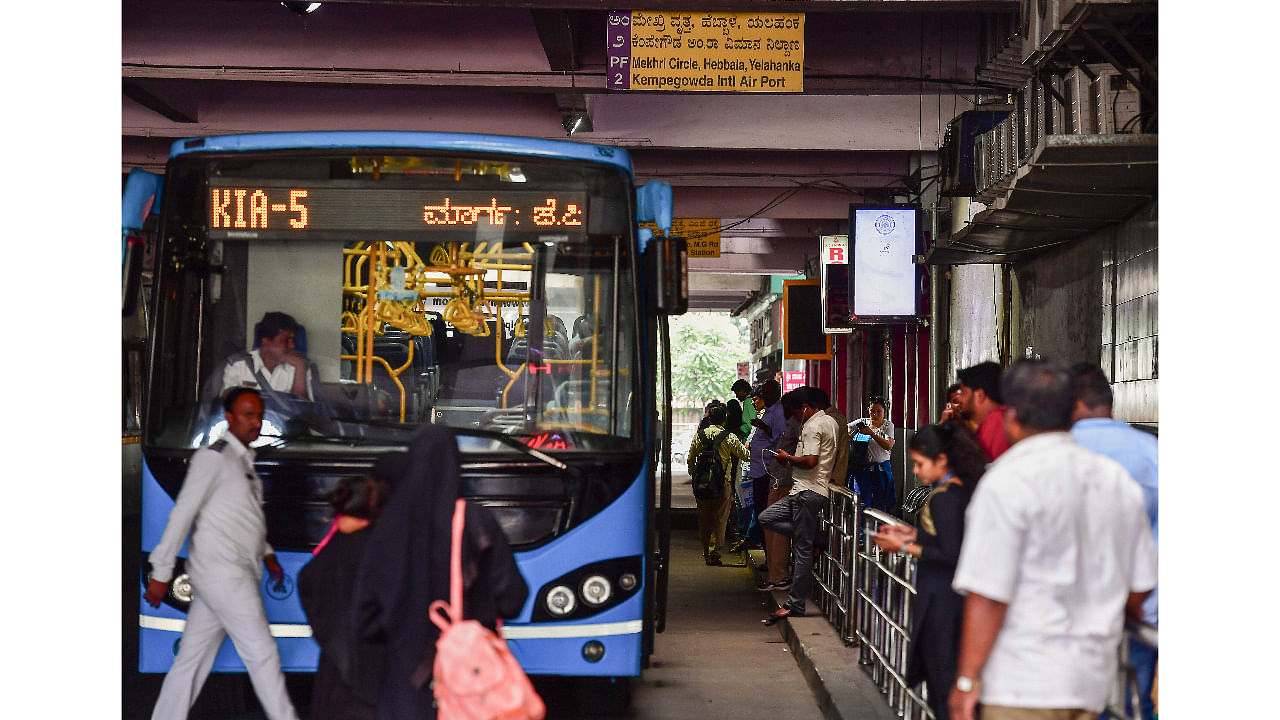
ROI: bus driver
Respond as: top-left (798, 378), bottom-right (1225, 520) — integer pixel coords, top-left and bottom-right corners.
top-left (220, 311), bottom-right (316, 400)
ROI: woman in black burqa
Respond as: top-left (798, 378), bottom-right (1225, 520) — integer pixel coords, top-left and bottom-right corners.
top-left (352, 425), bottom-right (529, 720)
top-left (297, 462), bottom-right (395, 720)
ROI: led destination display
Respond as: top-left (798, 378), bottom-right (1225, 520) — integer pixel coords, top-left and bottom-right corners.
top-left (206, 181), bottom-right (587, 239)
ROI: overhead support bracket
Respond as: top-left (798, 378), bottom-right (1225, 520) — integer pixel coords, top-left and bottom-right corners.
top-left (122, 79), bottom-right (198, 123)
top-left (1038, 72), bottom-right (1069, 110)
top-left (1060, 47), bottom-right (1098, 81)
top-left (531, 9), bottom-right (578, 72)
top-left (1076, 28), bottom-right (1157, 109)
top-left (1093, 13), bottom-right (1158, 86)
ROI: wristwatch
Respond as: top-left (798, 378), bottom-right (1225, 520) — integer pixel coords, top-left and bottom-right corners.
top-left (955, 676), bottom-right (978, 693)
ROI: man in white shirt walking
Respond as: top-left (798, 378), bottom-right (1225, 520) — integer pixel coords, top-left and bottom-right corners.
top-left (949, 360), bottom-right (1156, 720)
top-left (144, 387), bottom-right (300, 720)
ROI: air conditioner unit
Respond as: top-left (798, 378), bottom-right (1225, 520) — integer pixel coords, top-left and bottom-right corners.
top-left (1056, 0), bottom-right (1082, 26)
top-left (1094, 70), bottom-right (1143, 134)
top-left (1001, 117), bottom-right (1016, 180)
top-left (1022, 78), bottom-right (1040, 158)
top-left (1003, 115), bottom-right (1013, 176)
top-left (1020, 0), bottom-right (1040, 62)
top-left (1047, 74), bottom-right (1066, 135)
top-left (1037, 0), bottom-right (1061, 49)
top-left (1065, 68), bottom-right (1095, 134)
top-left (987, 125), bottom-right (1000, 187)
top-left (974, 132), bottom-right (988, 195)
top-left (939, 107), bottom-right (1012, 197)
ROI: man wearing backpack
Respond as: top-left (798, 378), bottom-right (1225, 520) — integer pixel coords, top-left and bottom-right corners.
top-left (686, 403), bottom-right (750, 565)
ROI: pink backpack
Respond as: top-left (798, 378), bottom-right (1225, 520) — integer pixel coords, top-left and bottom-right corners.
top-left (428, 499), bottom-right (545, 720)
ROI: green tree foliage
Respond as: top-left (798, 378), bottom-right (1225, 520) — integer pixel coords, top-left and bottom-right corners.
top-left (670, 313), bottom-right (748, 408)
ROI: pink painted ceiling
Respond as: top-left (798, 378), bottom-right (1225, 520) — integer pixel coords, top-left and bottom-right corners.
top-left (123, 0), bottom-right (1016, 309)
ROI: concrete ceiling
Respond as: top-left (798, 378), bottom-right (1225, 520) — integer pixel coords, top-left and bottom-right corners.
top-left (123, 0), bottom-right (1017, 309)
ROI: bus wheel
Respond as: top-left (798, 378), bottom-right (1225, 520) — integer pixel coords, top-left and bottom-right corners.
top-left (573, 676), bottom-right (632, 715)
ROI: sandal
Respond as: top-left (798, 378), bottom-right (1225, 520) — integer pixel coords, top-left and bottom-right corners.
top-left (762, 605), bottom-right (803, 626)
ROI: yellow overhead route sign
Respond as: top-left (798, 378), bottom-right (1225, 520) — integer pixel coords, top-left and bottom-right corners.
top-left (638, 218), bottom-right (722, 257)
top-left (607, 11), bottom-right (804, 92)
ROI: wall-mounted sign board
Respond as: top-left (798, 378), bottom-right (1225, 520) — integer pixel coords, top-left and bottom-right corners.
top-left (607, 11), bottom-right (804, 92)
top-left (638, 218), bottom-right (721, 257)
top-left (820, 234), bottom-right (852, 334)
top-left (850, 204), bottom-right (923, 324)
top-left (783, 279), bottom-right (831, 360)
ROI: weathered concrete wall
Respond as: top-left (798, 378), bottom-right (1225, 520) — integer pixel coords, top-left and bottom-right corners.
top-left (1010, 235), bottom-right (1105, 367)
top-left (1104, 202), bottom-right (1158, 427)
top-left (1011, 200), bottom-right (1158, 427)
top-left (947, 264), bottom-right (1003, 380)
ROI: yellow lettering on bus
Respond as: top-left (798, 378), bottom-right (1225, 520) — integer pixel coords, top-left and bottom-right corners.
top-left (289, 190), bottom-right (309, 229)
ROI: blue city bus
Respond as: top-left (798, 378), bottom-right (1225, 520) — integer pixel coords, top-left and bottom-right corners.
top-left (123, 132), bottom-right (686, 705)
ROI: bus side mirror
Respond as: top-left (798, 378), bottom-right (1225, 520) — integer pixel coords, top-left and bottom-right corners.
top-left (123, 231), bottom-right (146, 317)
top-left (645, 234), bottom-right (688, 316)
top-left (636, 181), bottom-right (673, 232)
top-left (122, 168), bottom-right (163, 317)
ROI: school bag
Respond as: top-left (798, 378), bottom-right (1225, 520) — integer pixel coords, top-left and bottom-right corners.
top-left (689, 428), bottom-right (730, 500)
top-left (427, 499), bottom-right (546, 720)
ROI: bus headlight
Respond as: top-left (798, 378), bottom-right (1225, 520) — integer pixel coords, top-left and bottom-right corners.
top-left (170, 573), bottom-right (194, 603)
top-left (531, 556), bottom-right (642, 622)
top-left (580, 575), bottom-right (612, 606)
top-left (545, 585), bottom-right (577, 616)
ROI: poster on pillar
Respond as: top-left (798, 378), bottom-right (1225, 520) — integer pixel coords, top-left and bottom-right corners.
top-left (850, 204), bottom-right (923, 323)
top-left (606, 11), bottom-right (804, 92)
top-left (638, 218), bottom-right (721, 257)
top-left (820, 235), bottom-right (853, 334)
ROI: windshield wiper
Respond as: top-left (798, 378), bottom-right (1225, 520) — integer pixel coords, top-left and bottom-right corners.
top-left (327, 416), bottom-right (416, 429)
top-left (451, 427), bottom-right (570, 472)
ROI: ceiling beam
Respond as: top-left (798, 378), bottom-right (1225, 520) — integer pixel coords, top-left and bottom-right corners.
top-left (530, 9), bottom-right (577, 72)
top-left (122, 64), bottom-right (595, 90)
top-left (225, 0), bottom-right (1019, 12)
top-left (120, 64), bottom-right (990, 95)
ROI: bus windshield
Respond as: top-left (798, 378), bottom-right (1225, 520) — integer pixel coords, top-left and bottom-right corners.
top-left (146, 151), bottom-right (639, 454)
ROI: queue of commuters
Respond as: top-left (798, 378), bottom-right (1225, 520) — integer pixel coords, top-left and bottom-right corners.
top-left (864, 359), bottom-right (1157, 720)
top-left (692, 357), bottom-right (1158, 720)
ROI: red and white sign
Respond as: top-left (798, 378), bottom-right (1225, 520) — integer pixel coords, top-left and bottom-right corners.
top-left (782, 370), bottom-right (806, 393)
top-left (822, 234), bottom-right (848, 265)
top-left (737, 362), bottom-right (751, 380)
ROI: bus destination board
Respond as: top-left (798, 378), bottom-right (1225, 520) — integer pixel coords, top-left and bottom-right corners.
top-left (206, 180), bottom-right (588, 240)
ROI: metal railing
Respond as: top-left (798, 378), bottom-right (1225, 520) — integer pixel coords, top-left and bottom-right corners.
top-left (1105, 621), bottom-right (1159, 720)
top-left (810, 485), bottom-right (1156, 720)
top-left (855, 507), bottom-right (933, 720)
top-left (812, 485), bottom-right (859, 644)
top-left (812, 487), bottom-right (931, 718)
